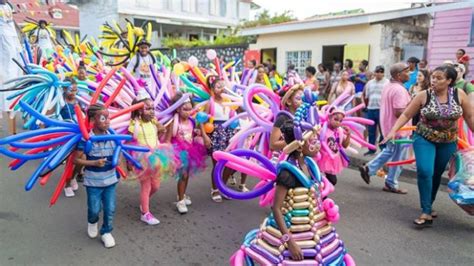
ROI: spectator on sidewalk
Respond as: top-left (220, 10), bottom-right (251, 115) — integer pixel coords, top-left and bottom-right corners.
top-left (330, 62), bottom-right (343, 91)
top-left (404, 57), bottom-right (419, 90)
top-left (409, 69), bottom-right (431, 126)
top-left (419, 59), bottom-right (428, 70)
top-left (453, 63), bottom-right (474, 106)
top-left (344, 59), bottom-right (354, 76)
top-left (316, 64), bottom-right (331, 98)
top-left (456, 48), bottom-right (469, 78)
top-left (381, 65), bottom-right (474, 227)
top-left (354, 60), bottom-right (370, 117)
top-left (304, 66), bottom-right (319, 92)
top-left (327, 70), bottom-right (355, 110)
top-left (362, 65), bottom-right (389, 155)
top-left (358, 62), bottom-right (412, 194)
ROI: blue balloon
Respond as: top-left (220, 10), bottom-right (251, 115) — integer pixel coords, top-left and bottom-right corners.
top-left (122, 150), bottom-right (143, 169)
top-left (229, 119), bottom-right (240, 129)
top-left (10, 135), bottom-right (73, 149)
top-left (0, 147), bottom-right (53, 160)
top-left (195, 111), bottom-right (209, 124)
top-left (25, 148), bottom-right (61, 191)
top-left (112, 145), bottom-right (122, 167)
top-left (47, 135), bottom-right (81, 169)
top-left (122, 144), bottom-right (150, 153)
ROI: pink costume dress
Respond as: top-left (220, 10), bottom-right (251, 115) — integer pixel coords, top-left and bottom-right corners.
top-left (317, 127), bottom-right (349, 175)
top-left (171, 118), bottom-right (207, 179)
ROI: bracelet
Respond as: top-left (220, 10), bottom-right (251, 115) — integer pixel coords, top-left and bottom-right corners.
top-left (281, 233), bottom-right (292, 244)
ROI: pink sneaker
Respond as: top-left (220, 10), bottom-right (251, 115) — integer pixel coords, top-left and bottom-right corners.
top-left (140, 212), bottom-right (160, 225)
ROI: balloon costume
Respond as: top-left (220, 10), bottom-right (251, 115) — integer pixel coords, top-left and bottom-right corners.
top-left (213, 89), bottom-right (355, 265)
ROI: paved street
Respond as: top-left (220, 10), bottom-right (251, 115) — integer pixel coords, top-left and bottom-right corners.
top-left (0, 119), bottom-right (473, 266)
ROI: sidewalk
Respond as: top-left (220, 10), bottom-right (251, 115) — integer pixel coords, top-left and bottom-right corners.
top-left (346, 147), bottom-right (451, 185)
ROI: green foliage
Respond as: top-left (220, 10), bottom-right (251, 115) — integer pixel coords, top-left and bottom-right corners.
top-left (162, 34), bottom-right (248, 49)
top-left (241, 9), bottom-right (296, 28)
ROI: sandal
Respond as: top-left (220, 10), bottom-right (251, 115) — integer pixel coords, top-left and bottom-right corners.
top-left (382, 185), bottom-right (408, 194)
top-left (431, 211), bottom-right (438, 218)
top-left (211, 189), bottom-right (222, 203)
top-left (413, 215), bottom-right (433, 228)
top-left (358, 165), bottom-right (370, 184)
top-left (239, 184), bottom-right (250, 192)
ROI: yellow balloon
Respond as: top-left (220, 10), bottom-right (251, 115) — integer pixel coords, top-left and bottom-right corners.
top-left (46, 64), bottom-right (55, 72)
top-left (173, 63), bottom-right (185, 75)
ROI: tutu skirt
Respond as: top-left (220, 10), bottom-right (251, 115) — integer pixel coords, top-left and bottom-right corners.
top-left (131, 143), bottom-right (176, 182)
top-left (172, 139), bottom-right (207, 179)
top-left (317, 151), bottom-right (348, 175)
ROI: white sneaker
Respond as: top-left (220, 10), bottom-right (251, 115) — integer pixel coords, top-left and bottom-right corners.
top-left (87, 223), bottom-right (98, 238)
top-left (101, 233), bottom-right (116, 248)
top-left (140, 212), bottom-right (160, 225)
top-left (64, 187), bottom-right (75, 198)
top-left (177, 195), bottom-right (192, 206)
top-left (239, 184), bottom-right (250, 192)
top-left (229, 175), bottom-right (237, 186)
top-left (176, 200), bottom-right (188, 214)
top-left (70, 178), bottom-right (79, 191)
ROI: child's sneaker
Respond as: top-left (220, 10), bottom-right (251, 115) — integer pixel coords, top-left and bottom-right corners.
top-left (239, 184), bottom-right (250, 192)
top-left (87, 223), bottom-right (98, 238)
top-left (101, 233), bottom-right (116, 248)
top-left (177, 195), bottom-right (192, 206)
top-left (140, 212), bottom-right (160, 225)
top-left (176, 200), bottom-right (188, 214)
top-left (229, 175), bottom-right (237, 186)
top-left (64, 187), bottom-right (75, 198)
top-left (70, 178), bottom-right (79, 191)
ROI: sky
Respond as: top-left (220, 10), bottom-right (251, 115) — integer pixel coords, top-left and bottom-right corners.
top-left (250, 0), bottom-right (432, 19)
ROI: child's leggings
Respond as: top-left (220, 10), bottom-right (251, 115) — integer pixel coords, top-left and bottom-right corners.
top-left (140, 177), bottom-right (160, 213)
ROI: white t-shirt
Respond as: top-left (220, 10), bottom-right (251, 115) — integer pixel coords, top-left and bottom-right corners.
top-left (37, 28), bottom-right (53, 51)
top-left (127, 54), bottom-right (154, 80)
top-left (0, 4), bottom-right (16, 37)
top-left (365, 78), bottom-right (389, 110)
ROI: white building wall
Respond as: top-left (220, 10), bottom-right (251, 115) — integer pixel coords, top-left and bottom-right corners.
top-left (79, 0), bottom-right (119, 39)
top-left (249, 24), bottom-right (383, 72)
top-left (117, 0), bottom-right (249, 27)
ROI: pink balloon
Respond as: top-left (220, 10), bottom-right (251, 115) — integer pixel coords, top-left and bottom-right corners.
top-left (259, 187), bottom-right (275, 207)
top-left (344, 254), bottom-right (356, 266)
top-left (213, 151), bottom-right (276, 181)
top-left (206, 49), bottom-right (217, 60)
top-left (188, 56), bottom-right (199, 67)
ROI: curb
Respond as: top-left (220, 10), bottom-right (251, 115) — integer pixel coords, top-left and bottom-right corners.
top-left (347, 154), bottom-right (450, 186)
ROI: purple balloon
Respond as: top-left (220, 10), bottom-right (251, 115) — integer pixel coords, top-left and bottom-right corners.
top-left (213, 149), bottom-right (276, 200)
top-left (250, 243), bottom-right (281, 264)
top-left (321, 246), bottom-right (344, 265)
top-left (282, 248), bottom-right (318, 258)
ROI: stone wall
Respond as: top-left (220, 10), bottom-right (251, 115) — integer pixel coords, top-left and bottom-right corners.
top-left (157, 44), bottom-right (249, 71)
top-left (378, 15), bottom-right (430, 71)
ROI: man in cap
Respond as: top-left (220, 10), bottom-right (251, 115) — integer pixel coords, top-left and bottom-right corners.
top-left (359, 62), bottom-right (411, 194)
top-left (126, 39), bottom-right (156, 88)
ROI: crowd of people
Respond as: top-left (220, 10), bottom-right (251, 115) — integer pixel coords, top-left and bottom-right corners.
top-left (0, 9), bottom-right (473, 263)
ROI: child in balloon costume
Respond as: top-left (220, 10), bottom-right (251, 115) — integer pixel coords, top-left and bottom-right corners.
top-left (128, 93), bottom-right (175, 225)
top-left (317, 107), bottom-right (352, 186)
top-left (166, 92), bottom-right (208, 214)
top-left (213, 91), bottom-right (355, 265)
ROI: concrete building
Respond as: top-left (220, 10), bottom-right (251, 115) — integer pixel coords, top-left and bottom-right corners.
top-left (71, 0), bottom-right (254, 48)
top-left (11, 0), bottom-right (80, 36)
top-left (240, 1), bottom-right (473, 75)
top-left (427, 1), bottom-right (474, 80)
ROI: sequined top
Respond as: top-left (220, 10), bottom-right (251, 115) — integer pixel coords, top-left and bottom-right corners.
top-left (416, 88), bottom-right (463, 143)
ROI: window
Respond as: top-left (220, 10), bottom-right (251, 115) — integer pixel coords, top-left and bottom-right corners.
top-left (210, 0), bottom-right (226, 17)
top-left (233, 0), bottom-right (239, 18)
top-left (220, 0), bottom-right (227, 17)
top-left (182, 0), bottom-right (197, 12)
top-left (286, 51), bottom-right (312, 76)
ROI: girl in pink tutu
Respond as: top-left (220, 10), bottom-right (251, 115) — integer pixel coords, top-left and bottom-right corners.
top-left (317, 107), bottom-right (351, 186)
top-left (128, 93), bottom-right (174, 225)
top-left (166, 92), bottom-right (209, 214)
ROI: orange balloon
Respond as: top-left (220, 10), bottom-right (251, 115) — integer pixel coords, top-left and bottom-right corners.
top-left (204, 123), bottom-right (214, 134)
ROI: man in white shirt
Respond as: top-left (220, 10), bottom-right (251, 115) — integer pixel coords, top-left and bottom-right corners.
top-left (126, 39), bottom-right (156, 88)
top-left (362, 65), bottom-right (389, 155)
top-left (35, 20), bottom-right (55, 56)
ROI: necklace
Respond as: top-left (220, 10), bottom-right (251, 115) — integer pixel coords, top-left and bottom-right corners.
top-left (434, 88), bottom-right (452, 118)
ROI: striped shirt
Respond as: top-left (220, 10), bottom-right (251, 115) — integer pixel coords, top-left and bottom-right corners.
top-left (365, 78), bottom-right (388, 110)
top-left (77, 132), bottom-right (118, 187)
